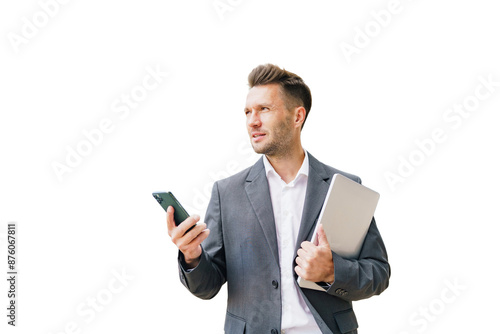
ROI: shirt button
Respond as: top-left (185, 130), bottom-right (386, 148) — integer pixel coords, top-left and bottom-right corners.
top-left (272, 280), bottom-right (279, 289)
top-left (271, 329), bottom-right (278, 334)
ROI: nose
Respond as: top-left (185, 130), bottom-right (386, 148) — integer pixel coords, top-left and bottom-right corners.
top-left (247, 110), bottom-right (261, 128)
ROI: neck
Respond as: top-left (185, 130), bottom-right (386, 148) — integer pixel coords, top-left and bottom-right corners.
top-left (266, 143), bottom-right (305, 184)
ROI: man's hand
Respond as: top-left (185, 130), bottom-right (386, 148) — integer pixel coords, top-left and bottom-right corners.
top-left (166, 206), bottom-right (210, 269)
top-left (294, 224), bottom-right (335, 284)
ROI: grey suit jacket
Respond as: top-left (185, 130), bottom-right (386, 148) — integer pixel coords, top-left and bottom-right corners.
top-left (178, 152), bottom-right (390, 334)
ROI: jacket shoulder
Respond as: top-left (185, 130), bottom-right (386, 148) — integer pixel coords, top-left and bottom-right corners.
top-left (214, 159), bottom-right (261, 189)
top-left (308, 153), bottom-right (362, 184)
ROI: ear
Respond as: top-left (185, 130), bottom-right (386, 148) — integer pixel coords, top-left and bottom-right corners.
top-left (294, 106), bottom-right (306, 129)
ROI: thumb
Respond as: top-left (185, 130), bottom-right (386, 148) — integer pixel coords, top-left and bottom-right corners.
top-left (317, 224), bottom-right (330, 247)
top-left (166, 206), bottom-right (176, 232)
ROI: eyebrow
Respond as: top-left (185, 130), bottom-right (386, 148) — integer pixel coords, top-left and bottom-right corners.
top-left (244, 103), bottom-right (273, 112)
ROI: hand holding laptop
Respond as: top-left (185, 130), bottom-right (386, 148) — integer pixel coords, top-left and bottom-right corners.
top-left (295, 224), bottom-right (335, 284)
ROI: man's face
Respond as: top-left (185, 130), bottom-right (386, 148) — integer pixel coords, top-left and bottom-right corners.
top-left (244, 83), bottom-right (295, 157)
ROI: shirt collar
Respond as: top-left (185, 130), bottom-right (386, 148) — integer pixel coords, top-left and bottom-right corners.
top-left (263, 149), bottom-right (309, 184)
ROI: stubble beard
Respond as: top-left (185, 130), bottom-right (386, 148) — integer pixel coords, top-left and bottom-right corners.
top-left (250, 116), bottom-right (295, 159)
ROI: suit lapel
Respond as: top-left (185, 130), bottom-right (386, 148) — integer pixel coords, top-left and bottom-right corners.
top-left (294, 153), bottom-right (332, 254)
top-left (245, 157), bottom-right (280, 267)
top-left (244, 153), bottom-right (333, 268)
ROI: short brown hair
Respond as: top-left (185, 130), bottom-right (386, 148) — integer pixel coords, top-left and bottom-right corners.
top-left (248, 64), bottom-right (312, 128)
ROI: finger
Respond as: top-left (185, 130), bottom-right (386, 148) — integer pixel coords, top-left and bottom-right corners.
top-left (300, 241), bottom-right (316, 252)
top-left (317, 224), bottom-right (329, 247)
top-left (166, 206), bottom-right (176, 234)
top-left (174, 223), bottom-right (207, 252)
top-left (294, 265), bottom-right (305, 278)
top-left (182, 221), bottom-right (207, 244)
top-left (178, 229), bottom-right (210, 255)
top-left (296, 248), bottom-right (308, 259)
top-left (189, 228), bottom-right (210, 246)
top-left (295, 256), bottom-right (307, 269)
top-left (176, 215), bottom-right (201, 237)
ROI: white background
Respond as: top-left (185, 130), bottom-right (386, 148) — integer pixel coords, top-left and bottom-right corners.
top-left (1, 0), bottom-right (499, 333)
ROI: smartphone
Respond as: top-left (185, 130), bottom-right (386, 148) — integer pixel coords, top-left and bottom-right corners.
top-left (152, 191), bottom-right (191, 226)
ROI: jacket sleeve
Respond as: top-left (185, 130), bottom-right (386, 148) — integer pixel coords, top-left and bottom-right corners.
top-left (325, 217), bottom-right (391, 301)
top-left (178, 181), bottom-right (227, 300)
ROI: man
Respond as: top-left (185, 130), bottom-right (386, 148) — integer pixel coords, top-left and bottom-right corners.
top-left (166, 64), bottom-right (390, 333)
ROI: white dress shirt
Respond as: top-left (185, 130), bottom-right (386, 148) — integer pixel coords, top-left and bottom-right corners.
top-left (263, 151), bottom-right (322, 334)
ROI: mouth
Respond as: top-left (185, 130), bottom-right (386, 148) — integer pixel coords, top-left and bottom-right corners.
top-left (251, 132), bottom-right (266, 142)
